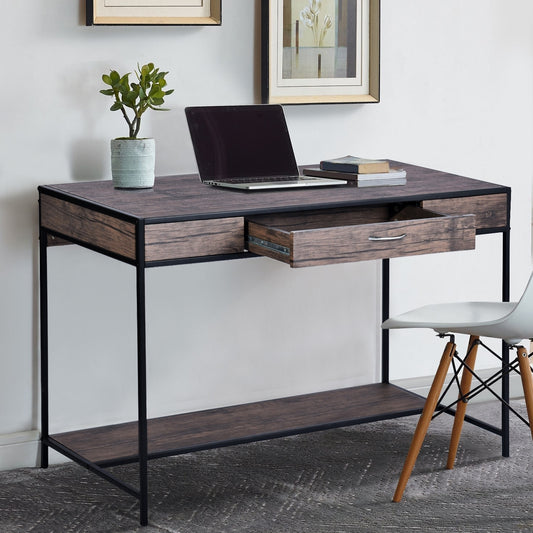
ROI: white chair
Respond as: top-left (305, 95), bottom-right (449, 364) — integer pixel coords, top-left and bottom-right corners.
top-left (382, 271), bottom-right (533, 502)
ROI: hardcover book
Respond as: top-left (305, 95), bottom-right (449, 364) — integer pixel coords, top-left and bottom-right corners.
top-left (320, 156), bottom-right (390, 174)
top-left (304, 167), bottom-right (406, 181)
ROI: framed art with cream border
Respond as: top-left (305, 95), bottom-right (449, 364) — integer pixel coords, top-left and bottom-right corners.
top-left (86, 0), bottom-right (221, 25)
top-left (261, 0), bottom-right (379, 104)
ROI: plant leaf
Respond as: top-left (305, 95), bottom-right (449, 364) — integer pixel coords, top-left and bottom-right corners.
top-left (151, 90), bottom-right (165, 99)
top-left (122, 91), bottom-right (137, 108)
top-left (141, 64), bottom-right (150, 77)
top-left (118, 79), bottom-right (130, 94)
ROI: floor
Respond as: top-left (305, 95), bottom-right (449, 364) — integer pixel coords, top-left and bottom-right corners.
top-left (1, 400), bottom-right (532, 532)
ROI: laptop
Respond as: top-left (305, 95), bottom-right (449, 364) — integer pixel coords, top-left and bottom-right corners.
top-left (185, 105), bottom-right (347, 190)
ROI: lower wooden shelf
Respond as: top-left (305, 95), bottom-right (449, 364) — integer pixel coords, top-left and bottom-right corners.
top-left (50, 383), bottom-right (425, 466)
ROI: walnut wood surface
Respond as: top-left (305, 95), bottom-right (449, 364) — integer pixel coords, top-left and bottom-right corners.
top-left (46, 234), bottom-right (73, 247)
top-left (40, 194), bottom-right (136, 260)
top-left (51, 384), bottom-right (426, 464)
top-left (422, 193), bottom-right (508, 230)
top-left (145, 217), bottom-right (244, 262)
top-left (247, 206), bottom-right (389, 231)
top-left (248, 207), bottom-right (476, 268)
top-left (39, 161), bottom-right (509, 224)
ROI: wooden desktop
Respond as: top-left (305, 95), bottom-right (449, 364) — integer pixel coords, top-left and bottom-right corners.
top-left (38, 161), bottom-right (511, 525)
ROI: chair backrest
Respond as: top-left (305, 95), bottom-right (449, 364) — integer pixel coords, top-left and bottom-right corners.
top-left (498, 270), bottom-right (533, 342)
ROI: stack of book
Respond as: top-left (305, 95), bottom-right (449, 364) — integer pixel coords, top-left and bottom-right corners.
top-left (303, 156), bottom-right (407, 187)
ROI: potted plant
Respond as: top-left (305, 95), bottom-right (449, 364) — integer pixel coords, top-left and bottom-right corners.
top-left (100, 62), bottom-right (174, 189)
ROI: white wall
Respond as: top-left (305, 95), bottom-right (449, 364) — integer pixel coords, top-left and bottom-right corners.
top-left (1, 0), bottom-right (532, 468)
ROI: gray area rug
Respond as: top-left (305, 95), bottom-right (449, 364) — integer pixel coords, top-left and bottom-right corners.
top-left (1, 400), bottom-right (533, 532)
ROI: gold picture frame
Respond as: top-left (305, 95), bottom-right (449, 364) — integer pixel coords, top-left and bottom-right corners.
top-left (261, 0), bottom-right (380, 104)
top-left (86, 0), bottom-right (222, 26)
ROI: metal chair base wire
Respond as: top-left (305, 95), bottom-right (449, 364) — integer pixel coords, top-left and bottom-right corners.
top-left (432, 336), bottom-right (532, 429)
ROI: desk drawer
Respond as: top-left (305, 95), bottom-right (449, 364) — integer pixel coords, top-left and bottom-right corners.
top-left (422, 193), bottom-right (508, 230)
top-left (246, 206), bottom-right (475, 268)
top-left (145, 218), bottom-right (244, 262)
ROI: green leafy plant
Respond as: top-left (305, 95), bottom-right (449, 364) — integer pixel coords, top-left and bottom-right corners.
top-left (100, 62), bottom-right (174, 139)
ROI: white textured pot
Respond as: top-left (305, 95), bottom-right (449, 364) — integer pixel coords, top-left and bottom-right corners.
top-left (110, 138), bottom-right (155, 189)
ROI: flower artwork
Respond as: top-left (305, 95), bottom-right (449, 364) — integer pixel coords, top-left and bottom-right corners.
top-left (299, 0), bottom-right (332, 47)
top-left (281, 0), bottom-right (355, 80)
top-left (263, 0), bottom-right (379, 105)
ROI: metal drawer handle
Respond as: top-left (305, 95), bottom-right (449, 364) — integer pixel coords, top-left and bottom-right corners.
top-left (368, 233), bottom-right (406, 242)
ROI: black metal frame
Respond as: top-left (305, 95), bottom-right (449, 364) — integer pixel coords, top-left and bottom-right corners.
top-left (135, 219), bottom-right (149, 524)
top-left (38, 221), bottom-right (260, 526)
top-left (39, 199), bottom-right (511, 527)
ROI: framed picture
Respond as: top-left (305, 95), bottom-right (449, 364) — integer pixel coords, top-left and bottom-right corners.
top-left (261, 0), bottom-right (380, 104)
top-left (86, 0), bottom-right (222, 26)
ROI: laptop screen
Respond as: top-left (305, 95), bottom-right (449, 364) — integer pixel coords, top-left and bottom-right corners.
top-left (185, 105), bottom-right (299, 181)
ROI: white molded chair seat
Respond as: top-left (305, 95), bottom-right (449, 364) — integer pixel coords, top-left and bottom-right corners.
top-left (384, 271), bottom-right (533, 345)
top-left (383, 301), bottom-right (522, 344)
top-left (382, 271), bottom-right (533, 503)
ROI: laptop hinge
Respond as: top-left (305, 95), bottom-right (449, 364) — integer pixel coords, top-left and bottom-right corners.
top-left (247, 236), bottom-right (290, 256)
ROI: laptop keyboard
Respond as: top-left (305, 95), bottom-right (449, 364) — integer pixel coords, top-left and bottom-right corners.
top-left (223, 176), bottom-right (303, 183)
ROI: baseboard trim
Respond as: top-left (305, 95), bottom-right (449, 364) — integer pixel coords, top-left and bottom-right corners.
top-left (0, 430), bottom-right (40, 472)
top-left (0, 431), bottom-right (67, 471)
top-left (393, 367), bottom-right (525, 404)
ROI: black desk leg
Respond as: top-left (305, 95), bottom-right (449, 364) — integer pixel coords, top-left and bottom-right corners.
top-left (501, 228), bottom-right (511, 457)
top-left (39, 226), bottom-right (49, 469)
top-left (136, 222), bottom-right (149, 526)
top-left (381, 258), bottom-right (390, 384)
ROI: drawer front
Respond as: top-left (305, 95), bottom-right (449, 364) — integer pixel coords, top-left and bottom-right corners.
top-left (40, 193), bottom-right (137, 260)
top-left (422, 193), bottom-right (508, 230)
top-left (145, 217), bottom-right (244, 262)
top-left (247, 207), bottom-right (476, 268)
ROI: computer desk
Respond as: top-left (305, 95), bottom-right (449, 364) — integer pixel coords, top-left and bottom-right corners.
top-left (38, 161), bottom-right (511, 526)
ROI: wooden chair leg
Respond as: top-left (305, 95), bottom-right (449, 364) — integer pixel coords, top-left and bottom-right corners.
top-left (393, 340), bottom-right (456, 502)
top-left (447, 335), bottom-right (479, 469)
top-left (517, 346), bottom-right (533, 441)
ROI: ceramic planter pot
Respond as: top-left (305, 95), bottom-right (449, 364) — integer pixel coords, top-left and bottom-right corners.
top-left (110, 138), bottom-right (155, 189)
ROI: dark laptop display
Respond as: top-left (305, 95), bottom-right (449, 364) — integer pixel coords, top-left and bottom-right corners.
top-left (185, 105), bottom-right (346, 190)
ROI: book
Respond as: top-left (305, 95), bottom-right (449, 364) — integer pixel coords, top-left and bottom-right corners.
top-left (303, 167), bottom-right (406, 181)
top-left (320, 155), bottom-right (390, 174)
top-left (355, 177), bottom-right (406, 188)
